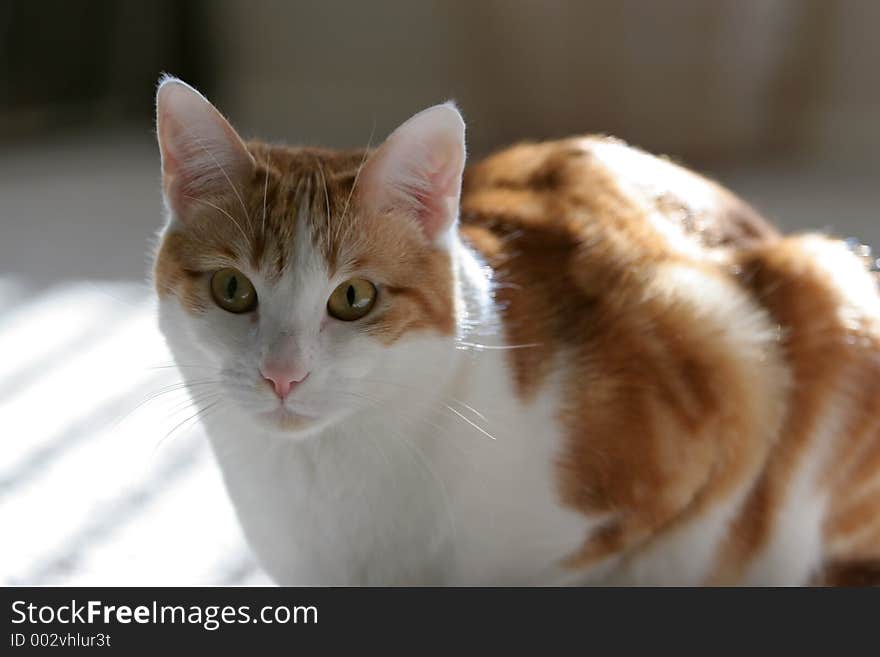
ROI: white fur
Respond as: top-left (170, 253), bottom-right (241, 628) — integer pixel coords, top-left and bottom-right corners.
top-left (741, 237), bottom-right (879, 585)
top-left (159, 238), bottom-right (594, 584)
top-left (155, 219), bottom-right (842, 587)
top-left (157, 226), bottom-right (806, 586)
top-left (600, 485), bottom-right (753, 586)
top-left (742, 428), bottom-right (833, 586)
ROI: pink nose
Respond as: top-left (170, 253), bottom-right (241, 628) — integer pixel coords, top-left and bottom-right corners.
top-left (260, 368), bottom-right (309, 400)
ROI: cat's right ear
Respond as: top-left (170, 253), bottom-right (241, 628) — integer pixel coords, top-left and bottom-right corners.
top-left (155, 76), bottom-right (255, 221)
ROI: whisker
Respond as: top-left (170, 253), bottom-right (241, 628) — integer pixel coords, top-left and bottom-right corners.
top-left (442, 404), bottom-right (496, 441)
top-left (315, 156), bottom-right (332, 228)
top-left (456, 340), bottom-right (543, 351)
top-left (155, 399), bottom-right (221, 450)
top-left (331, 382), bottom-right (495, 442)
top-left (367, 434), bottom-right (393, 472)
top-left (338, 126), bottom-right (375, 242)
top-left (82, 281), bottom-right (143, 309)
top-left (184, 128), bottom-right (253, 232)
top-left (166, 389), bottom-right (221, 416)
top-left (448, 399), bottom-right (488, 423)
top-left (388, 431), bottom-right (458, 549)
top-left (112, 380), bottom-right (217, 427)
top-left (133, 378), bottom-right (220, 408)
top-left (144, 364), bottom-right (217, 371)
top-left (182, 195), bottom-right (251, 247)
top-left (261, 150), bottom-right (271, 237)
top-left (329, 387), bottom-right (445, 433)
top-left (397, 404), bottom-right (452, 438)
top-left (338, 376), bottom-right (490, 422)
top-left (105, 387), bottom-right (187, 433)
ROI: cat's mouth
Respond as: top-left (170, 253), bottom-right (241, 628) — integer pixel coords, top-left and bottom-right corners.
top-left (255, 405), bottom-right (318, 432)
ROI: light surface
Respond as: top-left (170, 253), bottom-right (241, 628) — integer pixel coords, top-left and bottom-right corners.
top-left (0, 278), bottom-right (270, 585)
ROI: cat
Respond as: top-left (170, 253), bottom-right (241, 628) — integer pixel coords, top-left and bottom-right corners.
top-left (152, 76), bottom-right (880, 586)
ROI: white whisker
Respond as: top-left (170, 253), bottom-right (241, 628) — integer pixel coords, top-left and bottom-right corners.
top-left (338, 126), bottom-right (375, 243)
top-left (388, 431), bottom-right (458, 551)
top-left (443, 405), bottom-right (496, 441)
top-left (315, 157), bottom-right (334, 255)
top-left (144, 363), bottom-right (216, 371)
top-left (338, 376), bottom-right (491, 425)
top-left (456, 340), bottom-right (542, 351)
top-left (111, 379), bottom-right (220, 430)
top-left (184, 128), bottom-right (253, 233)
top-left (261, 150), bottom-right (272, 237)
top-left (156, 399), bottom-right (221, 451)
top-left (182, 195), bottom-right (251, 247)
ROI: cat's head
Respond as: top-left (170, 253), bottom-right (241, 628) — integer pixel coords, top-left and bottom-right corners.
top-left (152, 77), bottom-right (466, 436)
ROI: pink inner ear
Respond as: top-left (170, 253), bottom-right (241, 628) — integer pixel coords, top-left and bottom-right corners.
top-left (413, 166), bottom-right (461, 241)
top-left (156, 79), bottom-right (254, 219)
top-left (159, 127), bottom-right (196, 209)
top-left (359, 103), bottom-right (466, 244)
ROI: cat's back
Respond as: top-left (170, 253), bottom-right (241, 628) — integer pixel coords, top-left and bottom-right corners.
top-left (457, 135), bottom-right (781, 403)
top-left (458, 136), bottom-right (880, 584)
top-left (460, 135), bottom-right (777, 254)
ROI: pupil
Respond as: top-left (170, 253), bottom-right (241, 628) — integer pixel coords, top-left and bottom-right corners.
top-left (226, 275), bottom-right (238, 299)
top-left (346, 284), bottom-right (355, 306)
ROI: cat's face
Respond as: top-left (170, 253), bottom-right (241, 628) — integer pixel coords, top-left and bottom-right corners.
top-left (153, 78), bottom-right (466, 436)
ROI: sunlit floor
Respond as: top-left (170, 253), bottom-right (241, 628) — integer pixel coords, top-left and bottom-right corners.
top-left (0, 278), bottom-right (271, 585)
top-left (0, 127), bottom-right (876, 586)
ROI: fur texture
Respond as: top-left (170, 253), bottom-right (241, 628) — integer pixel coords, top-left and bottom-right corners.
top-left (153, 78), bottom-right (880, 585)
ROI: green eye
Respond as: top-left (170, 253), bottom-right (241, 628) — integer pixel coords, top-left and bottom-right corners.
top-left (210, 267), bottom-right (257, 313)
top-left (327, 278), bottom-right (377, 321)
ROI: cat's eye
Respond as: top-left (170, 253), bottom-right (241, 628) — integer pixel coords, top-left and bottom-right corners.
top-left (210, 267), bottom-right (257, 314)
top-left (327, 278), bottom-right (377, 321)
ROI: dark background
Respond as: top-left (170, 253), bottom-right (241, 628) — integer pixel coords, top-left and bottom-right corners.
top-left (2, 0), bottom-right (878, 161)
top-left (1, 0), bottom-right (879, 290)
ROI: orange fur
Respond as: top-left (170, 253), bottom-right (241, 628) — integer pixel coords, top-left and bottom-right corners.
top-left (155, 142), bottom-right (455, 342)
top-left (462, 138), bottom-right (880, 584)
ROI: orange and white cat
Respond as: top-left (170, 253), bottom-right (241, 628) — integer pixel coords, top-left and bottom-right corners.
top-left (153, 77), bottom-right (880, 586)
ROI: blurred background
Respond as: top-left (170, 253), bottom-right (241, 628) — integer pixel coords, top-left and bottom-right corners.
top-left (1, 0), bottom-right (877, 585)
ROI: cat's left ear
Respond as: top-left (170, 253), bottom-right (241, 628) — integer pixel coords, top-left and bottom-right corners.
top-left (359, 102), bottom-right (466, 245)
